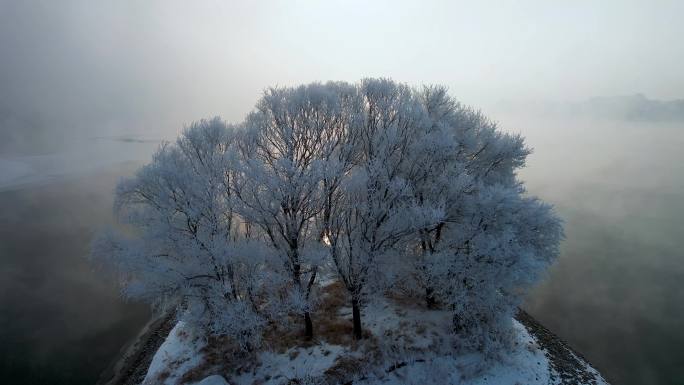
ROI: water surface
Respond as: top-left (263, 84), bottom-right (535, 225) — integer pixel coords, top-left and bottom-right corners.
top-left (508, 116), bottom-right (684, 385)
top-left (0, 118), bottom-right (682, 385)
top-left (0, 163), bottom-right (150, 385)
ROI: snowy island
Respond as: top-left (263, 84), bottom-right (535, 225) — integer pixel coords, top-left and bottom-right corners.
top-left (101, 283), bottom-right (608, 385)
top-left (93, 79), bottom-right (608, 385)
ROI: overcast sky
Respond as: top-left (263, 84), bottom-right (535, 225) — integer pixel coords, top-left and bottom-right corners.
top-left (1, 0), bottom-right (682, 152)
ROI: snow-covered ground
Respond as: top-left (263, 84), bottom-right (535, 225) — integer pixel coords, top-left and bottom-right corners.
top-left (141, 290), bottom-right (609, 385)
top-left (143, 322), bottom-right (206, 385)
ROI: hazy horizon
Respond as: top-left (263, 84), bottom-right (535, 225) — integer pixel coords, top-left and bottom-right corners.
top-left (2, 0), bottom-right (684, 155)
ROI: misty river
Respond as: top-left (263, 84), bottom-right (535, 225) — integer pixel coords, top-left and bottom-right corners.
top-left (0, 116), bottom-right (682, 385)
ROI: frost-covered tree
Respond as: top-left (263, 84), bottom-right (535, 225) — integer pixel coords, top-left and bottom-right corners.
top-left (93, 78), bottom-right (562, 353)
top-left (397, 86), bottom-right (562, 355)
top-left (402, 85), bottom-right (532, 308)
top-left (231, 83), bottom-right (361, 338)
top-left (92, 118), bottom-right (267, 349)
top-left (443, 186), bottom-right (562, 356)
top-left (326, 79), bottom-right (437, 340)
top-left (395, 85), bottom-right (462, 308)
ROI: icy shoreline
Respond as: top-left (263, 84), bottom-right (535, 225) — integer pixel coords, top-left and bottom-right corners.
top-left (102, 309), bottom-right (609, 385)
top-left (97, 312), bottom-right (177, 385)
top-left (516, 311), bottom-right (608, 385)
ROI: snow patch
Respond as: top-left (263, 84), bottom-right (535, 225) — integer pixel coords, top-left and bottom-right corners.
top-left (232, 343), bottom-right (349, 385)
top-left (354, 304), bottom-right (553, 385)
top-left (193, 375), bottom-right (230, 385)
top-left (143, 321), bottom-right (205, 385)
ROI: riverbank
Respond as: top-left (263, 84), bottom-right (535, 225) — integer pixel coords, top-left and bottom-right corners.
top-left (516, 310), bottom-right (608, 385)
top-left (97, 312), bottom-right (177, 385)
top-left (102, 308), bottom-right (609, 385)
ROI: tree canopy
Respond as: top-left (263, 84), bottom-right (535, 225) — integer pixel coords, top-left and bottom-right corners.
top-left (93, 79), bottom-right (562, 355)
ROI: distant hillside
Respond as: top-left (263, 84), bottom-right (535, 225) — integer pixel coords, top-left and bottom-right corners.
top-left (573, 94), bottom-right (684, 121)
top-left (496, 94), bottom-right (684, 121)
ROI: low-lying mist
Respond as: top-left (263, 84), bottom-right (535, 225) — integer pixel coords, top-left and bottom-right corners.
top-left (491, 110), bottom-right (684, 385)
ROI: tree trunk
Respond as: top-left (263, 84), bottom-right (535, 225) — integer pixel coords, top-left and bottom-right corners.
top-left (425, 286), bottom-right (436, 309)
top-left (304, 311), bottom-right (313, 339)
top-left (452, 313), bottom-right (465, 333)
top-left (303, 266), bottom-right (317, 339)
top-left (352, 298), bottom-right (362, 340)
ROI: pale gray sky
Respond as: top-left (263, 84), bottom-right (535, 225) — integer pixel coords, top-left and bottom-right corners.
top-left (1, 0), bottom-right (682, 151)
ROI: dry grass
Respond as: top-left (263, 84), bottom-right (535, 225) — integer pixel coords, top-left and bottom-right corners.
top-left (321, 337), bottom-right (384, 385)
top-left (155, 370), bottom-right (171, 384)
top-left (256, 280), bottom-right (357, 352)
top-left (318, 281), bottom-right (349, 313)
top-left (415, 322), bottom-right (427, 336)
top-left (262, 314), bottom-right (319, 353)
top-left (178, 333), bottom-right (257, 384)
top-left (385, 287), bottom-right (431, 309)
top-left (174, 279), bottom-right (389, 383)
top-left (314, 281), bottom-right (354, 346)
top-left (322, 355), bottom-right (366, 384)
